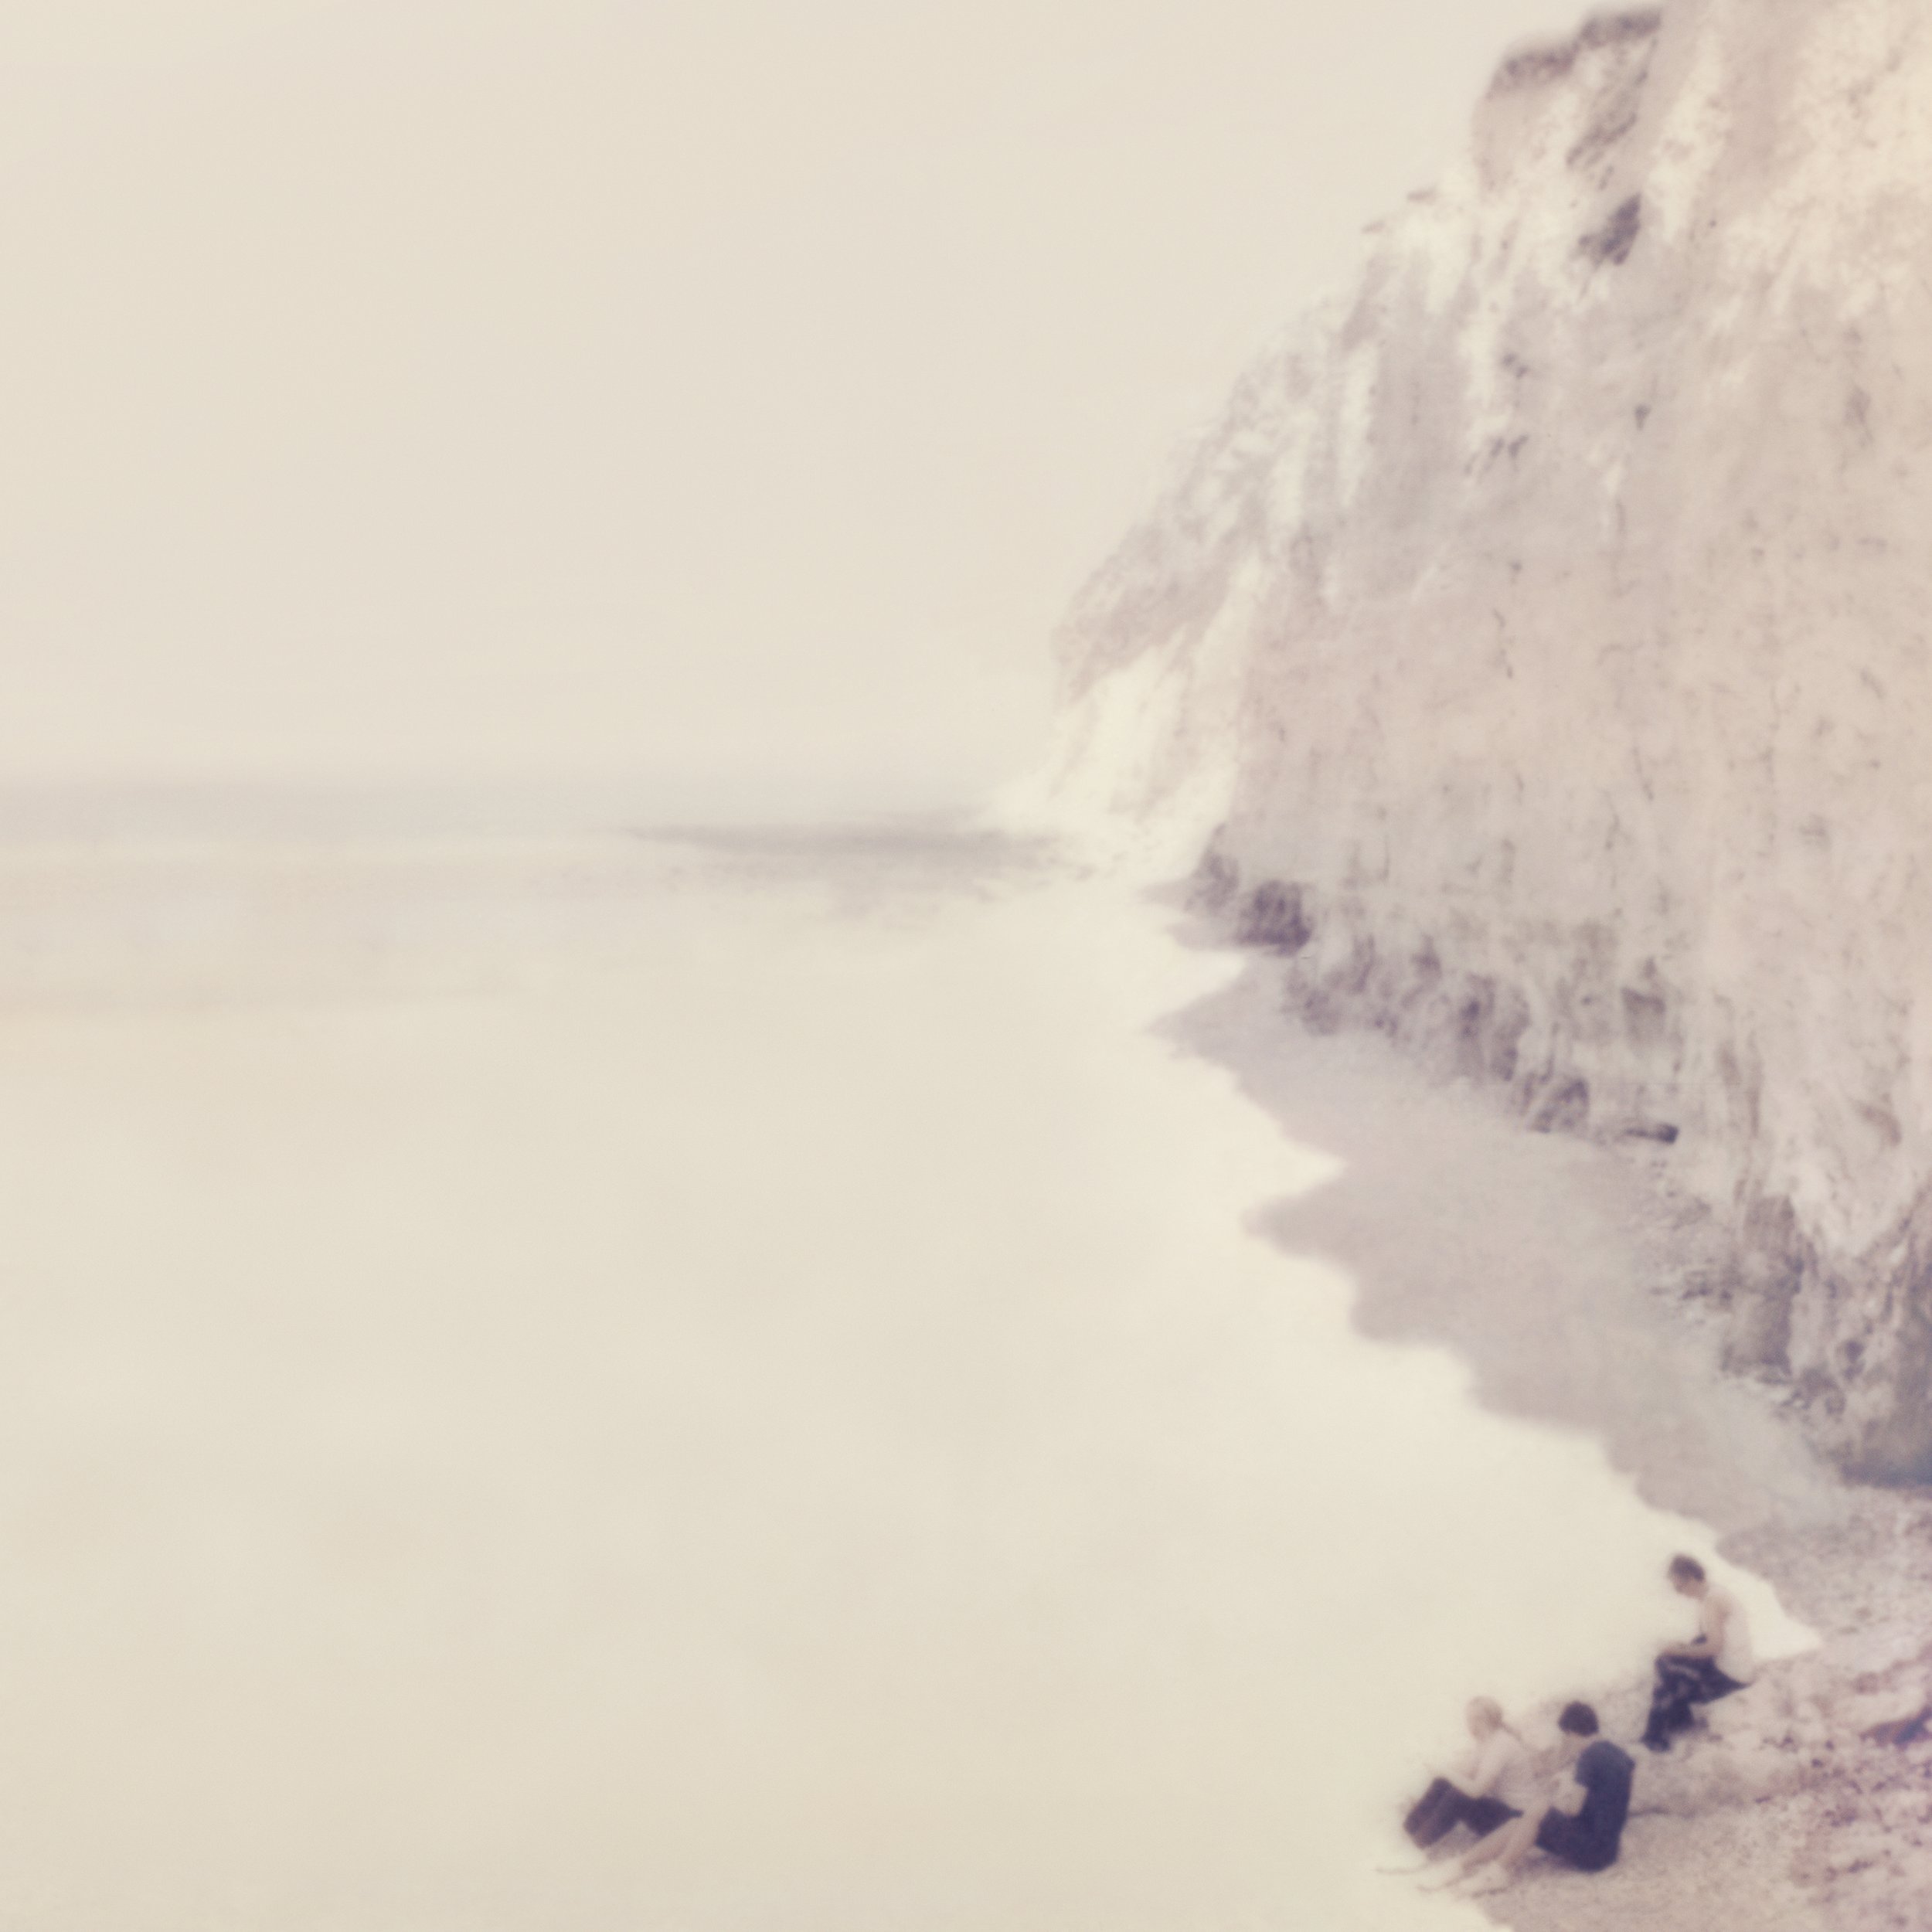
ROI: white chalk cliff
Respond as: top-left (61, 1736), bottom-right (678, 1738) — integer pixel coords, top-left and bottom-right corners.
top-left (1043, 0), bottom-right (1932, 1477)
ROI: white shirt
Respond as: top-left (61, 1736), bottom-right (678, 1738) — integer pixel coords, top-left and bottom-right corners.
top-left (1461, 1727), bottom-right (1541, 1811)
top-left (1702, 1583), bottom-right (1756, 1684)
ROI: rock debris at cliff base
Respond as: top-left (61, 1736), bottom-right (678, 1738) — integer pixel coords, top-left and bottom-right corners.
top-left (1164, 945), bottom-right (1932, 1931)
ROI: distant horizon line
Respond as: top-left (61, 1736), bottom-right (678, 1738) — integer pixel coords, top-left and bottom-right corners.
top-left (0, 775), bottom-right (1009, 842)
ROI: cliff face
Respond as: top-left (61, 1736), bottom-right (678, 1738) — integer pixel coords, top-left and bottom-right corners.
top-left (1046, 0), bottom-right (1932, 1478)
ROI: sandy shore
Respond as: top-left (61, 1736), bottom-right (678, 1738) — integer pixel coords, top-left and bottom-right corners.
top-left (1163, 938), bottom-right (1932, 1931)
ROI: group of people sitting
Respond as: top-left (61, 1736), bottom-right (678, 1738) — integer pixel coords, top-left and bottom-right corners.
top-left (1398, 1553), bottom-right (1756, 1896)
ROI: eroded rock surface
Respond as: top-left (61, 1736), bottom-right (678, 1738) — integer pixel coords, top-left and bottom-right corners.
top-left (1043, 0), bottom-right (1932, 1477)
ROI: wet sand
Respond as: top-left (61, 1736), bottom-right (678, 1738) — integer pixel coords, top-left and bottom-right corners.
top-left (1165, 937), bottom-right (1932, 1931)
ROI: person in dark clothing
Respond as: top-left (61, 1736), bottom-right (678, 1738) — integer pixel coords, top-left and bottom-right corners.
top-left (1533, 1708), bottom-right (1635, 1872)
top-left (1424, 1702), bottom-right (1635, 1896)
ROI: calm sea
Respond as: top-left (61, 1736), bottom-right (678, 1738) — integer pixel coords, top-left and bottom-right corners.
top-left (0, 824), bottom-right (1806, 1930)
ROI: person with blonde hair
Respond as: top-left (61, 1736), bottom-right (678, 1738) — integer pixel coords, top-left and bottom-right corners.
top-left (1402, 1696), bottom-right (1539, 1848)
top-left (1426, 1700), bottom-right (1634, 1896)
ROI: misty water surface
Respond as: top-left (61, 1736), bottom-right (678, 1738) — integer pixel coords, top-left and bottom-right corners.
top-left (0, 828), bottom-right (1802, 1931)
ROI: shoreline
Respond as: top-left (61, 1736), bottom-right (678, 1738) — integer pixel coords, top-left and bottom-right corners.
top-left (1160, 928), bottom-right (1932, 1930)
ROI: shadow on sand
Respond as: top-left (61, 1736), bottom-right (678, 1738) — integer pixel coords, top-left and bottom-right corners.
top-left (1153, 934), bottom-right (1835, 1546)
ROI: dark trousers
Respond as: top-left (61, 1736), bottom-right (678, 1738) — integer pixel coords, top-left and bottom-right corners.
top-left (1403, 1777), bottom-right (1519, 1848)
top-left (1643, 1653), bottom-right (1743, 1749)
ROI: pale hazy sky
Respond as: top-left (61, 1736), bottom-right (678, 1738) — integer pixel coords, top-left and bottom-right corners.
top-left (2, 0), bottom-right (1584, 811)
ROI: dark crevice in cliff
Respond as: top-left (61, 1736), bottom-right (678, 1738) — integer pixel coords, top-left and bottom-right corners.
top-left (1196, 845), bottom-right (1932, 1488)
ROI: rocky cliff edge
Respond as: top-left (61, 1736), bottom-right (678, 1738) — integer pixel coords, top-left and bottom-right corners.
top-left (1038, 0), bottom-right (1932, 1478)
